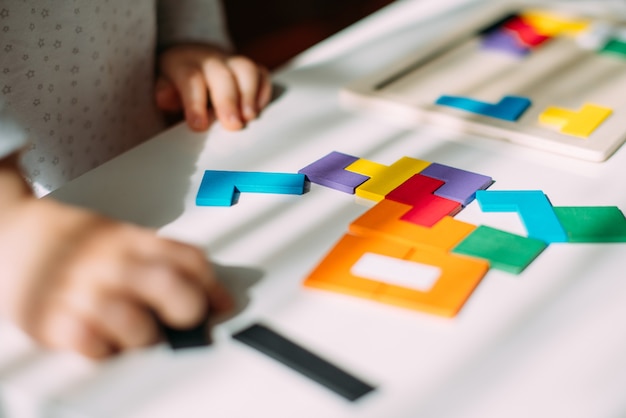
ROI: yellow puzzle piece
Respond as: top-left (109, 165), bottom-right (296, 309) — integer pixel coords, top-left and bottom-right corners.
top-left (539, 103), bottom-right (612, 138)
top-left (521, 10), bottom-right (590, 37)
top-left (345, 156), bottom-right (430, 202)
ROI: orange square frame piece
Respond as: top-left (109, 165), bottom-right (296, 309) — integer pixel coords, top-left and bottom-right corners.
top-left (303, 233), bottom-right (489, 317)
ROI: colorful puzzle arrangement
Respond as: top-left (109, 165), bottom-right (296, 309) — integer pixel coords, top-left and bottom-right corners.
top-left (434, 9), bottom-right (622, 139)
top-left (196, 151), bottom-right (626, 318)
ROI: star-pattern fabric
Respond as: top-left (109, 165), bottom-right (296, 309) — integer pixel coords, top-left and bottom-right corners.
top-left (0, 0), bottom-right (231, 196)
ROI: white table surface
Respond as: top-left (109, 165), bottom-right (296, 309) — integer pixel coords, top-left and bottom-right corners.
top-left (2, 1), bottom-right (626, 417)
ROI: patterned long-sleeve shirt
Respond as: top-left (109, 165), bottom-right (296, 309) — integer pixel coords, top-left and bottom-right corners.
top-left (0, 0), bottom-right (231, 195)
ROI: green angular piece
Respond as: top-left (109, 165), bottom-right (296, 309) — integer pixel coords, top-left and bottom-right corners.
top-left (452, 225), bottom-right (547, 274)
top-left (600, 39), bottom-right (626, 58)
top-left (553, 206), bottom-right (626, 243)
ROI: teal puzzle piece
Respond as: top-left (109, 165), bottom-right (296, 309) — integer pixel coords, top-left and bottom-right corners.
top-left (475, 190), bottom-right (568, 243)
top-left (196, 170), bottom-right (306, 206)
top-left (435, 95), bottom-right (532, 121)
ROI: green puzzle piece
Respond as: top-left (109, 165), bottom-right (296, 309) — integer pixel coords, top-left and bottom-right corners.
top-left (452, 225), bottom-right (547, 274)
top-left (600, 39), bottom-right (626, 58)
top-left (553, 206), bottom-right (626, 242)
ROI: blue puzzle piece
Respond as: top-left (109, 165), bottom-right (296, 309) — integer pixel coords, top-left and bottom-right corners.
top-left (298, 151), bottom-right (369, 194)
top-left (475, 190), bottom-right (568, 243)
top-left (435, 95), bottom-right (532, 122)
top-left (420, 163), bottom-right (493, 206)
top-left (196, 170), bottom-right (306, 206)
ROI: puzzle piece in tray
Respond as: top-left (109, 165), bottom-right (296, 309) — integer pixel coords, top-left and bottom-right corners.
top-left (481, 29), bottom-right (531, 56)
top-left (520, 10), bottom-right (590, 36)
top-left (452, 225), bottom-right (548, 274)
top-left (345, 156), bottom-right (430, 202)
top-left (538, 103), bottom-right (612, 138)
top-left (419, 162), bottom-right (493, 206)
top-left (435, 95), bottom-right (532, 122)
top-left (600, 38), bottom-right (626, 58)
top-left (502, 15), bottom-right (551, 47)
top-left (297, 151), bottom-right (369, 194)
top-left (553, 206), bottom-right (626, 242)
top-left (475, 190), bottom-right (568, 243)
top-left (196, 170), bottom-right (306, 206)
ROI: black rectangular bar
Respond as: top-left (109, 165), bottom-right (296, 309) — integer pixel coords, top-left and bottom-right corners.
top-left (233, 323), bottom-right (376, 402)
top-left (161, 318), bottom-right (212, 350)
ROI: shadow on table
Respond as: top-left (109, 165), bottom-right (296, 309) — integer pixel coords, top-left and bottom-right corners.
top-left (211, 263), bottom-right (265, 326)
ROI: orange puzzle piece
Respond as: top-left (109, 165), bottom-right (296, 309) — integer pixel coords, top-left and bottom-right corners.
top-left (303, 233), bottom-right (489, 317)
top-left (349, 199), bottom-right (476, 251)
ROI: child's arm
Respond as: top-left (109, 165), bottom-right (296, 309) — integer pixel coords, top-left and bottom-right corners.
top-left (155, 44), bottom-right (272, 132)
top-left (0, 153), bottom-right (233, 359)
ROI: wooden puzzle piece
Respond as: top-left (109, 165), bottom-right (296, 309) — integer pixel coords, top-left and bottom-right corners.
top-left (520, 10), bottom-right (590, 36)
top-left (303, 234), bottom-right (414, 300)
top-left (435, 95), bottom-right (532, 122)
top-left (304, 233), bottom-right (488, 317)
top-left (481, 29), bottom-right (531, 56)
top-left (475, 190), bottom-right (568, 243)
top-left (502, 16), bottom-right (551, 47)
top-left (345, 156), bottom-right (430, 202)
top-left (382, 173), bottom-right (461, 226)
top-left (452, 225), bottom-right (547, 274)
top-left (538, 103), bottom-right (613, 138)
top-left (600, 38), bottom-right (626, 58)
top-left (351, 252), bottom-right (441, 292)
top-left (297, 151), bottom-right (369, 194)
top-left (196, 170), bottom-right (306, 206)
top-left (376, 246), bottom-right (489, 317)
top-left (349, 199), bottom-right (476, 251)
top-left (385, 173), bottom-right (444, 205)
top-left (399, 194), bottom-right (462, 227)
top-left (553, 206), bottom-right (626, 242)
top-left (419, 163), bottom-right (493, 206)
top-left (233, 324), bottom-right (376, 401)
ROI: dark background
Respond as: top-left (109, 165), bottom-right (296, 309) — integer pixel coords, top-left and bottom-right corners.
top-left (224, 0), bottom-right (396, 69)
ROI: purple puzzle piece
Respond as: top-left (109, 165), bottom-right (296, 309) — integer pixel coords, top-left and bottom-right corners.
top-left (420, 163), bottom-right (493, 206)
top-left (298, 151), bottom-right (369, 194)
top-left (481, 29), bottom-right (530, 57)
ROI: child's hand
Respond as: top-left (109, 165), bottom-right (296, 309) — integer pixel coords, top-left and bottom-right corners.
top-left (0, 197), bottom-right (233, 359)
top-left (155, 44), bottom-right (272, 132)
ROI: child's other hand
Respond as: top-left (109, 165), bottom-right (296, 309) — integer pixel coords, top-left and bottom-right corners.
top-left (156, 44), bottom-right (272, 132)
top-left (0, 198), bottom-right (233, 359)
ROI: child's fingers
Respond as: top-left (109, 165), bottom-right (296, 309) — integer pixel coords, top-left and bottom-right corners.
top-left (257, 66), bottom-right (273, 112)
top-left (154, 76), bottom-right (183, 113)
top-left (202, 59), bottom-right (245, 131)
top-left (150, 238), bottom-right (234, 314)
top-left (77, 294), bottom-right (161, 350)
top-left (124, 262), bottom-right (210, 329)
top-left (167, 68), bottom-right (211, 132)
top-left (226, 56), bottom-right (265, 122)
top-left (39, 307), bottom-right (116, 359)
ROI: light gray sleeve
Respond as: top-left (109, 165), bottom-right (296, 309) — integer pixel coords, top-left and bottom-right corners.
top-left (157, 0), bottom-right (234, 51)
top-left (0, 104), bottom-right (27, 160)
